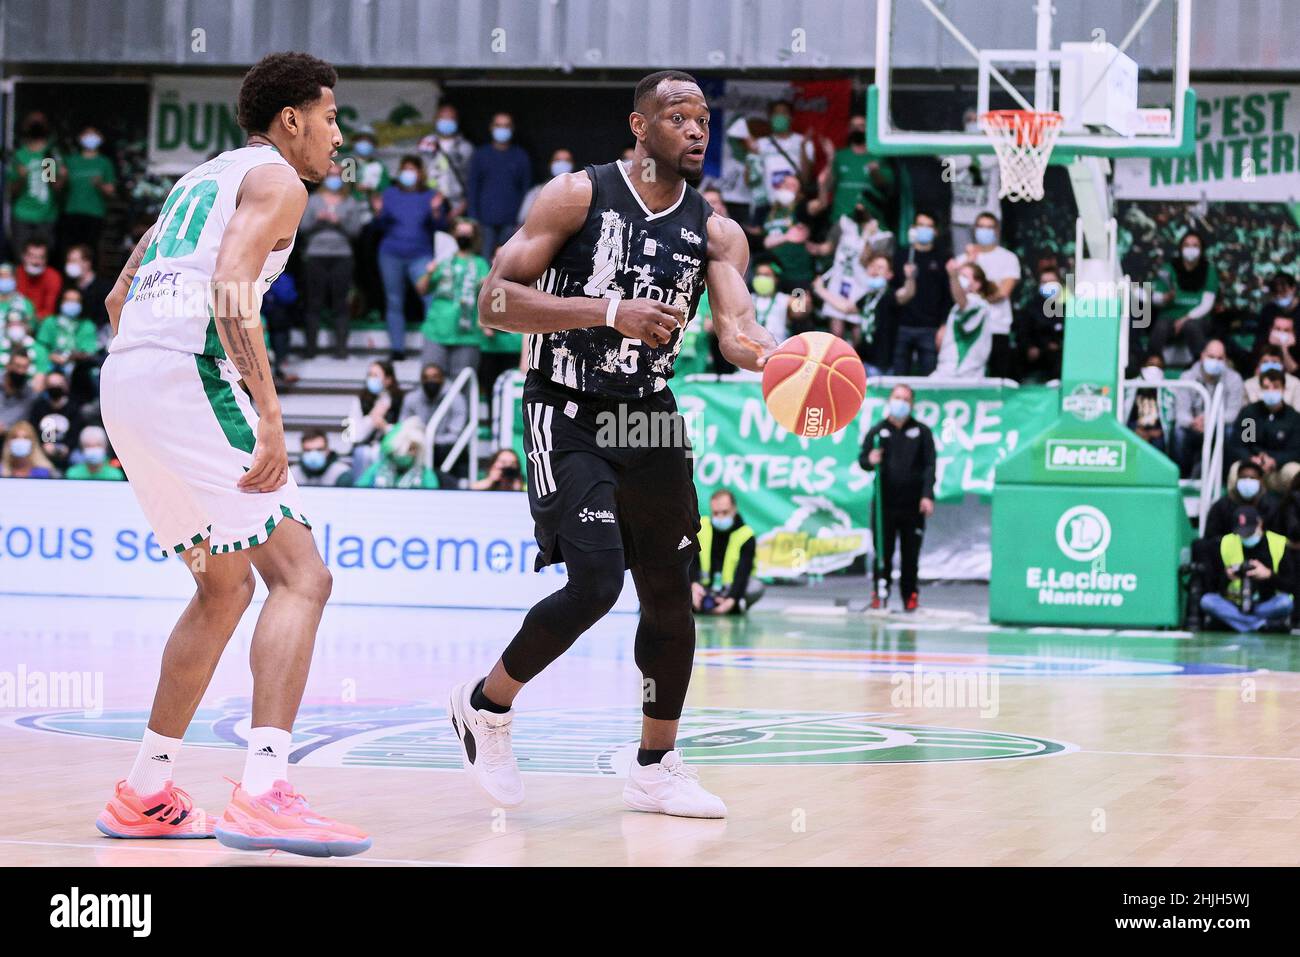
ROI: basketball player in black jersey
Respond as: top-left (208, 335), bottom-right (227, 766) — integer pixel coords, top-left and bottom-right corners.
top-left (448, 71), bottom-right (778, 817)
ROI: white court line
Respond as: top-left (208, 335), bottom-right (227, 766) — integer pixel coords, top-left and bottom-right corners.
top-left (0, 838), bottom-right (468, 867)
top-left (1081, 749), bottom-right (1300, 762)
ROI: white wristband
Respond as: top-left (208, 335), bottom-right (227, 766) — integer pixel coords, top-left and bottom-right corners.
top-left (605, 296), bottom-right (620, 328)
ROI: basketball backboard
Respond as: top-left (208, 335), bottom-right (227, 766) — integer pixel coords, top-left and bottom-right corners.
top-left (867, 0), bottom-right (1194, 161)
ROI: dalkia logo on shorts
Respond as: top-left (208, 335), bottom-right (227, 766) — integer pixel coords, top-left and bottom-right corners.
top-left (578, 507), bottom-right (616, 524)
top-left (1025, 505), bottom-right (1137, 607)
top-left (1062, 383), bottom-right (1113, 422)
top-left (1045, 439), bottom-right (1126, 472)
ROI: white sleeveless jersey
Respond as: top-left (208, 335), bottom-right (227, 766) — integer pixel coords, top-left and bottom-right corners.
top-left (110, 145), bottom-right (297, 357)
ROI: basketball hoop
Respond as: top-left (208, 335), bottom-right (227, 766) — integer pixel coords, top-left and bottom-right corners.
top-left (979, 110), bottom-right (1063, 203)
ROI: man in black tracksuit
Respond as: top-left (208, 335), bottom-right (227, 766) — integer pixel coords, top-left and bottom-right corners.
top-left (859, 383), bottom-right (936, 611)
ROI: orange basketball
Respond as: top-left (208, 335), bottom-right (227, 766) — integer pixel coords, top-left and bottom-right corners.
top-left (761, 331), bottom-right (867, 437)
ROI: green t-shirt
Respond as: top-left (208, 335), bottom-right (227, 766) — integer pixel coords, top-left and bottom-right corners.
top-left (1156, 261), bottom-right (1220, 321)
top-left (1, 294), bottom-right (37, 331)
top-left (0, 337), bottom-right (50, 373)
top-left (64, 152), bottom-right (116, 218)
top-left (65, 461), bottom-right (126, 481)
top-left (830, 147), bottom-right (876, 222)
top-left (36, 314), bottom-right (99, 358)
top-left (422, 254), bottom-right (490, 347)
top-left (765, 207), bottom-right (814, 286)
top-left (9, 146), bottom-right (62, 224)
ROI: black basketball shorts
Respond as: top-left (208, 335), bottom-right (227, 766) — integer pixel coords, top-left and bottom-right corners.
top-left (521, 372), bottom-right (701, 570)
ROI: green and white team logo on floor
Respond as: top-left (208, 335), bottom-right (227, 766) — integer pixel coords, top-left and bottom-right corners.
top-left (14, 702), bottom-right (1073, 772)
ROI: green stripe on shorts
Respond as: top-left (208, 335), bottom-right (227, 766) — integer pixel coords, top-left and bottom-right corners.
top-left (195, 355), bottom-right (256, 453)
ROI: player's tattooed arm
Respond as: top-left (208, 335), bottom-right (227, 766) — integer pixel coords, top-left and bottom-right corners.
top-left (104, 224), bottom-right (157, 337)
top-left (477, 172), bottom-right (682, 348)
top-left (706, 213), bottom-right (779, 372)
top-left (210, 163), bottom-right (307, 493)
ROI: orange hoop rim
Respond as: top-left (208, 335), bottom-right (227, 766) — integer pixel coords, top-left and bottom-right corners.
top-left (979, 109), bottom-right (1064, 148)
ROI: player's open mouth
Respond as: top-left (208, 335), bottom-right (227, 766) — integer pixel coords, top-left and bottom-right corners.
top-left (685, 145), bottom-right (705, 157)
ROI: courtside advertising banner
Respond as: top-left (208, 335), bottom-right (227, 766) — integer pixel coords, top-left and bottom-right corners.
top-left (0, 481), bottom-right (637, 611)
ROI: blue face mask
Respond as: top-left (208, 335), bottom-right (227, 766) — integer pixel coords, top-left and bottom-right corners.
top-left (1261, 361), bottom-right (1284, 374)
top-left (865, 275), bottom-right (888, 291)
top-left (0, 278), bottom-right (15, 294)
top-left (712, 515), bottom-right (735, 532)
top-left (888, 398), bottom-right (912, 420)
top-left (398, 169), bottom-right (420, 188)
top-left (354, 140), bottom-right (375, 157)
top-left (491, 126), bottom-right (513, 144)
top-left (1278, 295), bottom-right (1295, 309)
top-left (1202, 357), bottom-right (1225, 377)
top-left (80, 134), bottom-right (102, 151)
top-left (436, 118), bottom-right (458, 136)
top-left (8, 437), bottom-right (32, 458)
top-left (1040, 282), bottom-right (1061, 298)
top-left (551, 160), bottom-right (573, 177)
top-left (975, 226), bottom-right (997, 246)
top-left (324, 175), bottom-right (344, 191)
top-left (1236, 477), bottom-right (1261, 500)
top-left (365, 375), bottom-right (383, 395)
top-left (1262, 390), bottom-right (1284, 407)
top-left (301, 449), bottom-right (328, 472)
top-left (60, 301), bottom-right (82, 318)
top-left (912, 225), bottom-right (935, 246)
top-left (83, 447), bottom-right (106, 466)
top-left (1241, 532), bottom-right (1263, 548)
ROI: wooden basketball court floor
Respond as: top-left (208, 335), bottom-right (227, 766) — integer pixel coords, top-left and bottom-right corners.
top-left (2, 592), bottom-right (1299, 867)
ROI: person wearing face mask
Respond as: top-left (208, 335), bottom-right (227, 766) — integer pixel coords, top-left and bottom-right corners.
top-left (344, 360), bottom-right (404, 482)
top-left (753, 101), bottom-right (815, 209)
top-left (1226, 369), bottom-right (1300, 493)
top-left (300, 163), bottom-right (368, 358)
top-left (422, 105), bottom-right (474, 218)
top-left (1255, 273), bottom-right (1300, 369)
top-left (290, 428), bottom-right (352, 487)
top-left (60, 124), bottom-right (117, 253)
top-left (37, 289), bottom-right (98, 373)
top-left (7, 112), bottom-right (65, 255)
top-left (1126, 355), bottom-right (1175, 454)
top-left (356, 416), bottom-right (440, 489)
top-left (944, 109), bottom-right (1001, 252)
top-left (16, 241), bottom-right (61, 320)
top-left (1244, 346), bottom-right (1300, 408)
top-left (1175, 339), bottom-right (1244, 477)
top-left (933, 260), bottom-right (994, 378)
top-left (1199, 506), bottom-right (1294, 634)
top-left (375, 156), bottom-right (447, 359)
top-left (517, 148), bottom-right (575, 226)
top-left (63, 245), bottom-right (113, 328)
top-left (415, 219), bottom-right (489, 381)
top-left (1254, 313), bottom-right (1300, 378)
top-left (345, 128), bottom-right (391, 331)
top-left (1149, 229), bottom-right (1215, 361)
top-left (63, 425), bottom-right (125, 481)
top-left (467, 112), bottom-right (532, 259)
top-left (892, 212), bottom-right (952, 375)
top-left (1018, 265), bottom-right (1068, 381)
top-left (27, 368), bottom-right (84, 470)
top-left (691, 490), bottom-right (763, 615)
top-left (0, 352), bottom-right (37, 434)
top-left (1, 419), bottom-right (56, 478)
top-left (0, 306), bottom-right (49, 383)
top-left (956, 213), bottom-right (1020, 380)
top-left (817, 251), bottom-right (910, 374)
top-left (762, 174), bottom-right (816, 294)
top-left (821, 114), bottom-right (899, 234)
top-left (399, 362), bottom-right (468, 474)
top-left (472, 447), bottom-right (525, 491)
top-left (860, 384), bottom-right (936, 612)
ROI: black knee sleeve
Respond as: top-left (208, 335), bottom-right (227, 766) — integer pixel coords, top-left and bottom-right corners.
top-left (500, 544), bottom-right (624, 683)
top-left (632, 559), bottom-right (697, 721)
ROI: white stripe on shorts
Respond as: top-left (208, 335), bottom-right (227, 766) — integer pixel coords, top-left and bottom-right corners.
top-left (527, 402), bottom-right (556, 497)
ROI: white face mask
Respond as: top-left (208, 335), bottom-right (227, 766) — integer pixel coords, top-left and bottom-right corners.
top-left (1181, 246), bottom-right (1201, 263)
top-left (772, 189), bottom-right (796, 207)
top-left (64, 262), bottom-right (83, 279)
top-left (958, 274), bottom-right (973, 292)
top-left (1140, 366), bottom-right (1164, 383)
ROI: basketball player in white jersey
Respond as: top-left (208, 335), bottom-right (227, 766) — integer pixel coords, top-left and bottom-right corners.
top-left (94, 53), bottom-right (370, 857)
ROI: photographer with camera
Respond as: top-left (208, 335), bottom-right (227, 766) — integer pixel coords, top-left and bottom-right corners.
top-left (473, 447), bottom-right (525, 492)
top-left (1200, 505), bottom-right (1295, 633)
top-left (692, 489), bottom-right (764, 615)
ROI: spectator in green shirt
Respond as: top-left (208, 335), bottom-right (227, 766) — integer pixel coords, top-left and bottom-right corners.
top-left (0, 264), bottom-right (37, 330)
top-left (36, 288), bottom-right (99, 374)
top-left (415, 218), bottom-right (489, 379)
top-left (7, 112), bottom-right (65, 254)
top-left (763, 174), bottom-right (816, 295)
top-left (60, 125), bottom-right (117, 255)
top-left (1148, 229), bottom-right (1216, 362)
top-left (64, 425), bottom-right (125, 481)
top-left (357, 417), bottom-right (440, 489)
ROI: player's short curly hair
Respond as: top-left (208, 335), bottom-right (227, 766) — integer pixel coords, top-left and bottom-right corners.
top-left (237, 51), bottom-right (338, 135)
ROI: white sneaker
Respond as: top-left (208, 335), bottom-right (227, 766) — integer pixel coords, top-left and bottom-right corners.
top-left (448, 680), bottom-right (525, 807)
top-left (623, 750), bottom-right (727, 818)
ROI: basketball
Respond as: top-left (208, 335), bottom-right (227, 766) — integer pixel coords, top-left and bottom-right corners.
top-left (761, 331), bottom-right (867, 437)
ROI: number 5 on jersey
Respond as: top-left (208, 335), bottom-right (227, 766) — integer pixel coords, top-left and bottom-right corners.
top-left (618, 338), bottom-right (639, 374)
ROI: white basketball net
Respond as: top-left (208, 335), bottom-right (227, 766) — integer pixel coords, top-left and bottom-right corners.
top-left (979, 110), bottom-right (1063, 203)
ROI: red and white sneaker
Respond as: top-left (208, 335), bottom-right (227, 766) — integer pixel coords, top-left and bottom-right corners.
top-left (624, 750), bottom-right (726, 819)
top-left (214, 780), bottom-right (371, 858)
top-left (95, 780), bottom-right (214, 839)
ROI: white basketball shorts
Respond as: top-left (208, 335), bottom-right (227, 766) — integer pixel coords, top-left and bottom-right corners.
top-left (101, 346), bottom-right (310, 557)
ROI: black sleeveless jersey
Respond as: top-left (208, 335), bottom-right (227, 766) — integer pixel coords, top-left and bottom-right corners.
top-left (525, 160), bottom-right (712, 399)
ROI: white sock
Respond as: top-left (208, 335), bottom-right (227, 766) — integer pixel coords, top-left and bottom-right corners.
top-left (241, 727), bottom-right (292, 795)
top-left (126, 729), bottom-right (184, 797)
